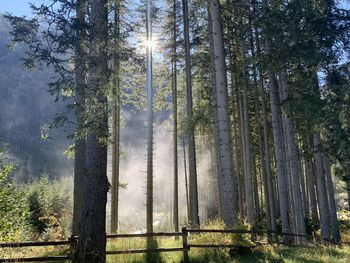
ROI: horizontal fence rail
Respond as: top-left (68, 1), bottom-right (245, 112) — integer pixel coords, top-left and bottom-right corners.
top-left (0, 240), bottom-right (73, 248)
top-left (0, 256), bottom-right (70, 263)
top-left (0, 227), bottom-right (333, 262)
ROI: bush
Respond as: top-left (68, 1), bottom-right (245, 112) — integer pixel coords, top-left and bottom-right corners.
top-left (25, 175), bottom-right (73, 241)
top-left (0, 143), bottom-right (29, 242)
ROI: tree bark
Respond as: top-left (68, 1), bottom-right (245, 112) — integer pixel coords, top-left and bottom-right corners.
top-left (75, 0), bottom-right (109, 261)
top-left (268, 69), bottom-right (292, 243)
top-left (146, 0), bottom-right (154, 241)
top-left (323, 155), bottom-right (340, 243)
top-left (182, 0), bottom-right (199, 227)
top-left (255, 35), bottom-right (276, 232)
top-left (110, 0), bottom-right (121, 234)
top-left (208, 0), bottom-right (238, 226)
top-left (279, 72), bottom-right (306, 243)
top-left (240, 41), bottom-right (255, 226)
top-left (172, 0), bottom-right (179, 236)
top-left (313, 133), bottom-right (331, 244)
top-left (305, 136), bottom-right (319, 227)
top-left (73, 0), bottom-right (86, 237)
top-left (182, 140), bottom-right (190, 222)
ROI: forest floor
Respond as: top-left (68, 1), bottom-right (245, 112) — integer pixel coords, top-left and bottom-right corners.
top-left (105, 237), bottom-right (350, 263)
top-left (1, 216), bottom-right (350, 262)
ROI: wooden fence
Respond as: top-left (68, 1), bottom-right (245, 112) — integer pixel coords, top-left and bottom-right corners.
top-left (0, 227), bottom-right (323, 262)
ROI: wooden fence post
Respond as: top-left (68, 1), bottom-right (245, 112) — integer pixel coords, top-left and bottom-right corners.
top-left (68, 236), bottom-right (77, 259)
top-left (182, 227), bottom-right (190, 263)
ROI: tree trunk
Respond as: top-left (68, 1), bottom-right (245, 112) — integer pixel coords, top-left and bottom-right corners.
top-left (75, 0), bottom-right (109, 261)
top-left (313, 133), bottom-right (331, 244)
top-left (110, 0), bottom-right (121, 234)
top-left (182, 0), bottom-right (199, 227)
top-left (255, 35), bottom-right (276, 232)
top-left (172, 0), bottom-right (179, 236)
top-left (73, 0), bottom-right (86, 237)
top-left (228, 35), bottom-right (243, 221)
top-left (268, 69), bottom-right (292, 243)
top-left (323, 155), bottom-right (340, 243)
top-left (279, 72), bottom-right (306, 243)
top-left (305, 136), bottom-right (319, 227)
top-left (146, 0), bottom-right (154, 240)
top-left (299, 153), bottom-right (309, 220)
top-left (208, 0), bottom-right (238, 226)
top-left (240, 41), bottom-right (255, 226)
top-left (183, 140), bottom-right (190, 222)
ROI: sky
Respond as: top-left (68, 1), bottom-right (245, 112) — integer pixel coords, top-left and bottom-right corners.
top-left (0, 0), bottom-right (45, 17)
top-left (1, 0), bottom-right (349, 17)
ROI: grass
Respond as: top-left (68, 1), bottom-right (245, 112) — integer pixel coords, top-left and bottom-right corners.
top-left (2, 216), bottom-right (350, 262)
top-left (0, 236), bottom-right (350, 262)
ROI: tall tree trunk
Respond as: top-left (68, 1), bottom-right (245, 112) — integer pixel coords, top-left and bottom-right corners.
top-left (299, 152), bottom-right (308, 220)
top-left (182, 0), bottom-right (199, 227)
top-left (228, 36), bottom-right (243, 221)
top-left (73, 0), bottom-right (86, 237)
top-left (111, 0), bottom-right (121, 234)
top-left (255, 35), bottom-right (276, 232)
top-left (231, 48), bottom-right (245, 219)
top-left (268, 69), bottom-right (292, 243)
top-left (76, 0), bottom-right (109, 261)
top-left (313, 133), bottom-right (331, 243)
top-left (305, 136), bottom-right (319, 227)
top-left (146, 0), bottom-right (154, 239)
top-left (279, 72), bottom-right (306, 243)
top-left (172, 0), bottom-right (179, 235)
top-left (208, 0), bottom-right (238, 226)
top-left (240, 42), bottom-right (255, 226)
top-left (183, 140), bottom-right (190, 222)
top-left (323, 155), bottom-right (340, 243)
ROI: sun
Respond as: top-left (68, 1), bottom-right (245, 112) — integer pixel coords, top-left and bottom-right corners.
top-left (142, 39), bottom-right (157, 49)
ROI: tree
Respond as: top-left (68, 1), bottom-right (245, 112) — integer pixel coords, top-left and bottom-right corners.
top-left (72, 0), bottom-right (87, 236)
top-left (208, 0), bottom-right (238, 226)
top-left (110, 0), bottom-right (121, 234)
top-left (182, 0), bottom-right (199, 227)
top-left (75, 0), bottom-right (109, 261)
top-left (172, 0), bottom-right (179, 235)
top-left (146, 0), bottom-right (154, 242)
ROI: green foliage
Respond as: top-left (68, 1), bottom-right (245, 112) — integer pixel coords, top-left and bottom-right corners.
top-left (25, 175), bottom-right (73, 241)
top-left (0, 143), bottom-right (29, 242)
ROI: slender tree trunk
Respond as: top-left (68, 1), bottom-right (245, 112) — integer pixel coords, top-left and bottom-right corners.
top-left (240, 42), bottom-right (255, 225)
top-left (228, 37), bottom-right (243, 221)
top-left (76, 0), bottom-right (109, 261)
top-left (209, 137), bottom-right (220, 219)
top-left (313, 133), bottom-right (331, 243)
top-left (255, 35), bottom-right (276, 232)
top-left (111, 0), bottom-right (121, 234)
top-left (304, 136), bottom-right (319, 228)
top-left (172, 0), bottom-right (179, 236)
top-left (323, 155), bottom-right (341, 243)
top-left (268, 69), bottom-right (292, 243)
top-left (232, 49), bottom-right (245, 219)
top-left (299, 153), bottom-right (309, 220)
top-left (208, 0), bottom-right (238, 226)
top-left (279, 72), bottom-right (306, 243)
top-left (183, 140), bottom-right (190, 222)
top-left (146, 0), bottom-right (154, 239)
top-left (182, 0), bottom-right (199, 227)
top-left (73, 0), bottom-right (86, 237)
